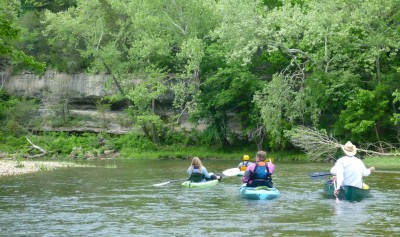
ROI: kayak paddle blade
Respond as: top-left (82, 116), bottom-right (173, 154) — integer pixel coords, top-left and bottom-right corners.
top-left (153, 181), bottom-right (171, 187)
top-left (222, 168), bottom-right (241, 177)
top-left (309, 171), bottom-right (332, 180)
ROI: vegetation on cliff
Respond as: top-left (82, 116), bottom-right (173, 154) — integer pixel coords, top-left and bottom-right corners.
top-left (1, 0), bottom-right (400, 160)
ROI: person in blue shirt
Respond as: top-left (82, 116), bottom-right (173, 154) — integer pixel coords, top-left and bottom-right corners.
top-left (187, 157), bottom-right (219, 182)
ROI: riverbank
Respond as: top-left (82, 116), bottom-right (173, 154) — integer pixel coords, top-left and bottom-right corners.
top-left (0, 160), bottom-right (90, 176)
top-left (364, 156), bottom-right (400, 169)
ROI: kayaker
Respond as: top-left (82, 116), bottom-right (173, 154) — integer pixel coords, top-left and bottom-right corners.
top-left (330, 141), bottom-right (376, 195)
top-left (187, 157), bottom-right (220, 182)
top-left (237, 155), bottom-right (252, 172)
top-left (242, 151), bottom-right (275, 188)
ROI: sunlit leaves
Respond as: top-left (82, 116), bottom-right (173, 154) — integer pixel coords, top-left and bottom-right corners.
top-left (0, 0), bottom-right (45, 74)
top-left (254, 74), bottom-right (293, 148)
top-left (391, 90), bottom-right (400, 125)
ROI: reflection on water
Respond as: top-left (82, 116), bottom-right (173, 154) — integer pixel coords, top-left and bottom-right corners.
top-left (0, 160), bottom-right (399, 236)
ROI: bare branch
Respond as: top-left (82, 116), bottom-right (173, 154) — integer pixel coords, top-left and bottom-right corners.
top-left (286, 126), bottom-right (400, 161)
top-left (24, 137), bottom-right (47, 159)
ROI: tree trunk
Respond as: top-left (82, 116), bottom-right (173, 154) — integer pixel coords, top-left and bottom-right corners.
top-left (24, 137), bottom-right (47, 159)
top-left (215, 115), bottom-right (230, 147)
top-left (141, 124), bottom-right (151, 139)
top-left (151, 99), bottom-right (160, 146)
top-left (376, 53), bottom-right (381, 83)
top-left (102, 59), bottom-right (125, 95)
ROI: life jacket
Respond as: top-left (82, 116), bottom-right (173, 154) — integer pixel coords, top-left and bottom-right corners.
top-left (239, 161), bottom-right (250, 171)
top-left (248, 162), bottom-right (273, 187)
top-left (189, 166), bottom-right (205, 182)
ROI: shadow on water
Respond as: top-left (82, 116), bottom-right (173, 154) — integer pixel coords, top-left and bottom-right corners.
top-left (0, 160), bottom-right (399, 236)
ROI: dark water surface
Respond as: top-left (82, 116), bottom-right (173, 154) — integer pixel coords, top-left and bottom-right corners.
top-left (0, 160), bottom-right (399, 236)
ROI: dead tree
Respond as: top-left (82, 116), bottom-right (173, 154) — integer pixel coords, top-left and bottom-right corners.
top-left (286, 126), bottom-right (400, 161)
top-left (23, 137), bottom-right (47, 159)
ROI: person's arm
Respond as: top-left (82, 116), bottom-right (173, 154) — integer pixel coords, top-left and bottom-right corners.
top-left (187, 166), bottom-right (193, 175)
top-left (360, 160), bottom-right (374, 176)
top-left (330, 164), bottom-right (337, 175)
top-left (267, 162), bottom-right (275, 174)
top-left (238, 162), bottom-right (242, 169)
top-left (242, 164), bottom-right (254, 183)
top-left (202, 167), bottom-right (211, 179)
top-left (334, 160), bottom-right (344, 191)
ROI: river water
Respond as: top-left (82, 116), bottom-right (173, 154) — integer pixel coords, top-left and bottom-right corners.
top-left (0, 160), bottom-right (399, 236)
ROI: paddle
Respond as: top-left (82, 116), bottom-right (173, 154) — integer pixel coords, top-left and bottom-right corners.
top-left (309, 171), bottom-right (332, 180)
top-left (332, 179), bottom-right (341, 203)
top-left (222, 168), bottom-right (241, 177)
top-left (153, 178), bottom-right (188, 187)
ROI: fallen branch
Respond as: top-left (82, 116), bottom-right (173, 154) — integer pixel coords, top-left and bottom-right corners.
top-left (23, 137), bottom-right (47, 159)
top-left (286, 126), bottom-right (400, 161)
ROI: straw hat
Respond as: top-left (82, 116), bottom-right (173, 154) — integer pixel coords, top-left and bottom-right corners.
top-left (341, 141), bottom-right (357, 156)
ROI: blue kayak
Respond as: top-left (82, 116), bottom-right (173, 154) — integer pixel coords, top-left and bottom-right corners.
top-left (239, 184), bottom-right (280, 200)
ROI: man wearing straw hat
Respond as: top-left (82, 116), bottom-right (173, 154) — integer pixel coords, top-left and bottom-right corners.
top-left (330, 141), bottom-right (376, 195)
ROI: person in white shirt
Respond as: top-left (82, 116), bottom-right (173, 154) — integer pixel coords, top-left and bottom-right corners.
top-left (330, 141), bottom-right (375, 195)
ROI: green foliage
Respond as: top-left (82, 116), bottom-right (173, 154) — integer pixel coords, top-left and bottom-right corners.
top-left (195, 129), bottom-right (217, 147)
top-left (162, 130), bottom-right (194, 146)
top-left (42, 132), bottom-right (99, 155)
top-left (254, 74), bottom-right (293, 149)
top-left (114, 132), bottom-right (157, 155)
top-left (304, 71), bottom-right (362, 129)
top-left (0, 0), bottom-right (45, 75)
top-left (20, 0), bottom-right (77, 13)
top-left (364, 156), bottom-right (400, 169)
top-left (3, 0), bottom-right (400, 152)
top-left (0, 89), bottom-right (39, 134)
top-left (392, 90), bottom-right (400, 125)
top-left (192, 66), bottom-right (263, 147)
top-left (0, 132), bottom-right (28, 154)
top-left (339, 88), bottom-right (389, 141)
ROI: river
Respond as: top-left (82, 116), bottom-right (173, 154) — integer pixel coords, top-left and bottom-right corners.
top-left (0, 159), bottom-right (399, 236)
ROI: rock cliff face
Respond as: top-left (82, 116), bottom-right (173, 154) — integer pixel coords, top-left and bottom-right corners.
top-left (2, 70), bottom-right (208, 134)
top-left (3, 70), bottom-right (130, 133)
top-left (4, 70), bottom-right (118, 104)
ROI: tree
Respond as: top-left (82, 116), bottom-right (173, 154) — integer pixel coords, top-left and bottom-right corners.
top-left (44, 0), bottom-right (220, 144)
top-left (213, 0), bottom-right (400, 147)
top-left (192, 66), bottom-right (263, 147)
top-left (339, 88), bottom-right (389, 142)
top-left (287, 126), bottom-right (400, 161)
top-left (20, 0), bottom-right (77, 12)
top-left (0, 0), bottom-right (45, 74)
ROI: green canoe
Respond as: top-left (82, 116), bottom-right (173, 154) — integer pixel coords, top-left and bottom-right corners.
top-left (323, 180), bottom-right (372, 202)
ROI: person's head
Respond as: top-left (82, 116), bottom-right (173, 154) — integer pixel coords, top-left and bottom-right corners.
top-left (243, 155), bottom-right (250, 161)
top-left (191, 157), bottom-right (203, 168)
top-left (341, 141), bottom-right (357, 156)
top-left (256, 151), bottom-right (267, 162)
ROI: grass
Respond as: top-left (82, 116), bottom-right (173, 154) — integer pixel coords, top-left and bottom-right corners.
top-left (364, 156), bottom-right (400, 169)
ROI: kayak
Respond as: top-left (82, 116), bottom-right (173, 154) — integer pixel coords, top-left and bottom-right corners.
top-left (323, 180), bottom-right (372, 202)
top-left (181, 179), bottom-right (219, 188)
top-left (239, 184), bottom-right (280, 200)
